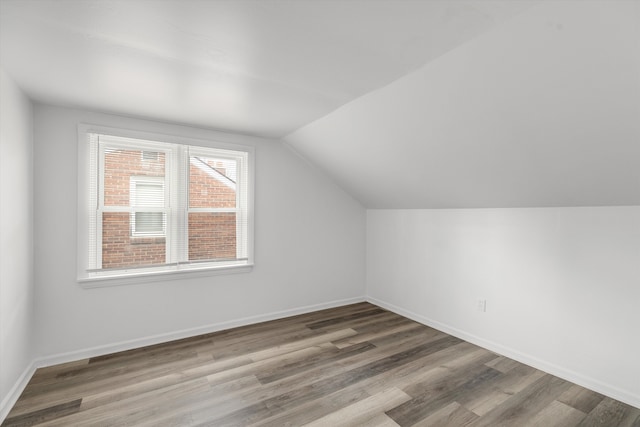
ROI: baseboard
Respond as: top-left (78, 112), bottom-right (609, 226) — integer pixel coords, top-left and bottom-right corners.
top-left (367, 296), bottom-right (640, 410)
top-left (34, 296), bottom-right (365, 369)
top-left (0, 296), bottom-right (364, 423)
top-left (0, 360), bottom-right (38, 423)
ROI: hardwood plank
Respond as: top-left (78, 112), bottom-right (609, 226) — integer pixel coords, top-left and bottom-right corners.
top-left (35, 378), bottom-right (211, 427)
top-left (246, 328), bottom-right (356, 361)
top-left (195, 325), bottom-right (328, 361)
top-left (366, 323), bottom-right (443, 348)
top-left (557, 384), bottom-right (605, 414)
top-left (305, 307), bottom-right (386, 329)
top-left (411, 401), bottom-right (479, 427)
top-left (484, 356), bottom-right (522, 373)
top-left (250, 384), bottom-right (373, 427)
top-left (576, 397), bottom-right (640, 427)
top-left (2, 400), bottom-right (81, 427)
top-left (387, 365), bottom-right (502, 425)
top-left (10, 353), bottom-right (220, 417)
top-left (132, 376), bottom-right (263, 427)
top-left (255, 341), bottom-right (376, 384)
top-left (401, 349), bottom-right (497, 398)
top-left (22, 359), bottom-right (90, 384)
top-left (521, 400), bottom-right (586, 427)
top-left (467, 374), bottom-right (573, 427)
top-left (301, 387), bottom-right (411, 427)
top-left (366, 413), bottom-right (402, 427)
top-left (21, 349), bottom-right (205, 393)
top-left (463, 364), bottom-right (547, 416)
top-left (333, 320), bottom-right (419, 349)
top-left (313, 310), bottom-right (404, 334)
top-left (363, 344), bottom-right (494, 397)
top-left (347, 312), bottom-right (414, 334)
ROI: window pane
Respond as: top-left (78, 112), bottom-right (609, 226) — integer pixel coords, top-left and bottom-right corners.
top-left (104, 149), bottom-right (165, 206)
top-left (133, 183), bottom-right (164, 207)
top-left (134, 212), bottom-right (165, 234)
top-left (102, 212), bottom-right (166, 269)
top-left (189, 156), bottom-right (236, 208)
top-left (188, 212), bottom-right (236, 260)
top-left (142, 151), bottom-right (159, 161)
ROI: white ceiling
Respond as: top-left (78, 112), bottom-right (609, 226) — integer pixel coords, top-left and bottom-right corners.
top-left (1, 0), bottom-right (638, 208)
top-left (286, 0), bottom-right (640, 208)
top-left (0, 0), bottom-right (533, 138)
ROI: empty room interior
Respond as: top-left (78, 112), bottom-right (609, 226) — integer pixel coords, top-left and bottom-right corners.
top-left (1, 0), bottom-right (639, 425)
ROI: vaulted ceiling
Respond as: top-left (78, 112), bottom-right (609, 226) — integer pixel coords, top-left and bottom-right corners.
top-left (0, 0), bottom-right (533, 137)
top-left (1, 0), bottom-right (638, 208)
top-left (285, 1), bottom-right (640, 208)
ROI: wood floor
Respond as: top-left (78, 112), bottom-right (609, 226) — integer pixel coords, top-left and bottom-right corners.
top-left (3, 303), bottom-right (639, 426)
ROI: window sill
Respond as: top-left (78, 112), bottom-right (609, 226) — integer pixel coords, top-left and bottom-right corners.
top-left (78, 263), bottom-right (253, 289)
top-left (130, 236), bottom-right (166, 245)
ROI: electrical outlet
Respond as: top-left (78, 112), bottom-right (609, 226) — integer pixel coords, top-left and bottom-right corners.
top-left (477, 299), bottom-right (487, 312)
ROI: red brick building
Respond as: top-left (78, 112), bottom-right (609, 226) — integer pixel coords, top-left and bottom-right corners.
top-left (101, 149), bottom-right (237, 269)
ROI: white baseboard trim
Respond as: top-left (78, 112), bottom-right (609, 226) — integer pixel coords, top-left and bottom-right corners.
top-left (0, 296), bottom-right (364, 423)
top-left (0, 360), bottom-right (38, 423)
top-left (367, 296), bottom-right (640, 410)
top-left (35, 296), bottom-right (365, 368)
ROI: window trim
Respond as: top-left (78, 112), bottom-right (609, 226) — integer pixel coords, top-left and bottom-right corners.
top-left (77, 124), bottom-right (255, 286)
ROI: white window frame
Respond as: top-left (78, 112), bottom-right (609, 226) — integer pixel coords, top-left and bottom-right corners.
top-left (77, 124), bottom-right (254, 287)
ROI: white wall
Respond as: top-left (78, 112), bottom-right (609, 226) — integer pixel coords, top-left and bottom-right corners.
top-left (367, 207), bottom-right (640, 408)
top-left (32, 104), bottom-right (365, 361)
top-left (0, 69), bottom-right (34, 416)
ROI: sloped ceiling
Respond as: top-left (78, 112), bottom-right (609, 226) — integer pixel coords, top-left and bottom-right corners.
top-left (0, 0), bottom-right (532, 138)
top-left (286, 0), bottom-right (640, 208)
top-left (1, 1), bottom-right (638, 209)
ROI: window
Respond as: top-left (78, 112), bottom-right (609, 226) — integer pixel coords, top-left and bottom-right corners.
top-left (78, 126), bottom-right (254, 282)
top-left (141, 150), bottom-right (159, 161)
top-left (130, 176), bottom-right (165, 237)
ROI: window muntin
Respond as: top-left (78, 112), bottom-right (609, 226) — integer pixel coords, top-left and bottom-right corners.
top-left (79, 129), bottom-right (253, 281)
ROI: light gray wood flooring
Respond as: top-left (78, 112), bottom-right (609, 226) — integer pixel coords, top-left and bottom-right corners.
top-left (3, 302), bottom-right (639, 426)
